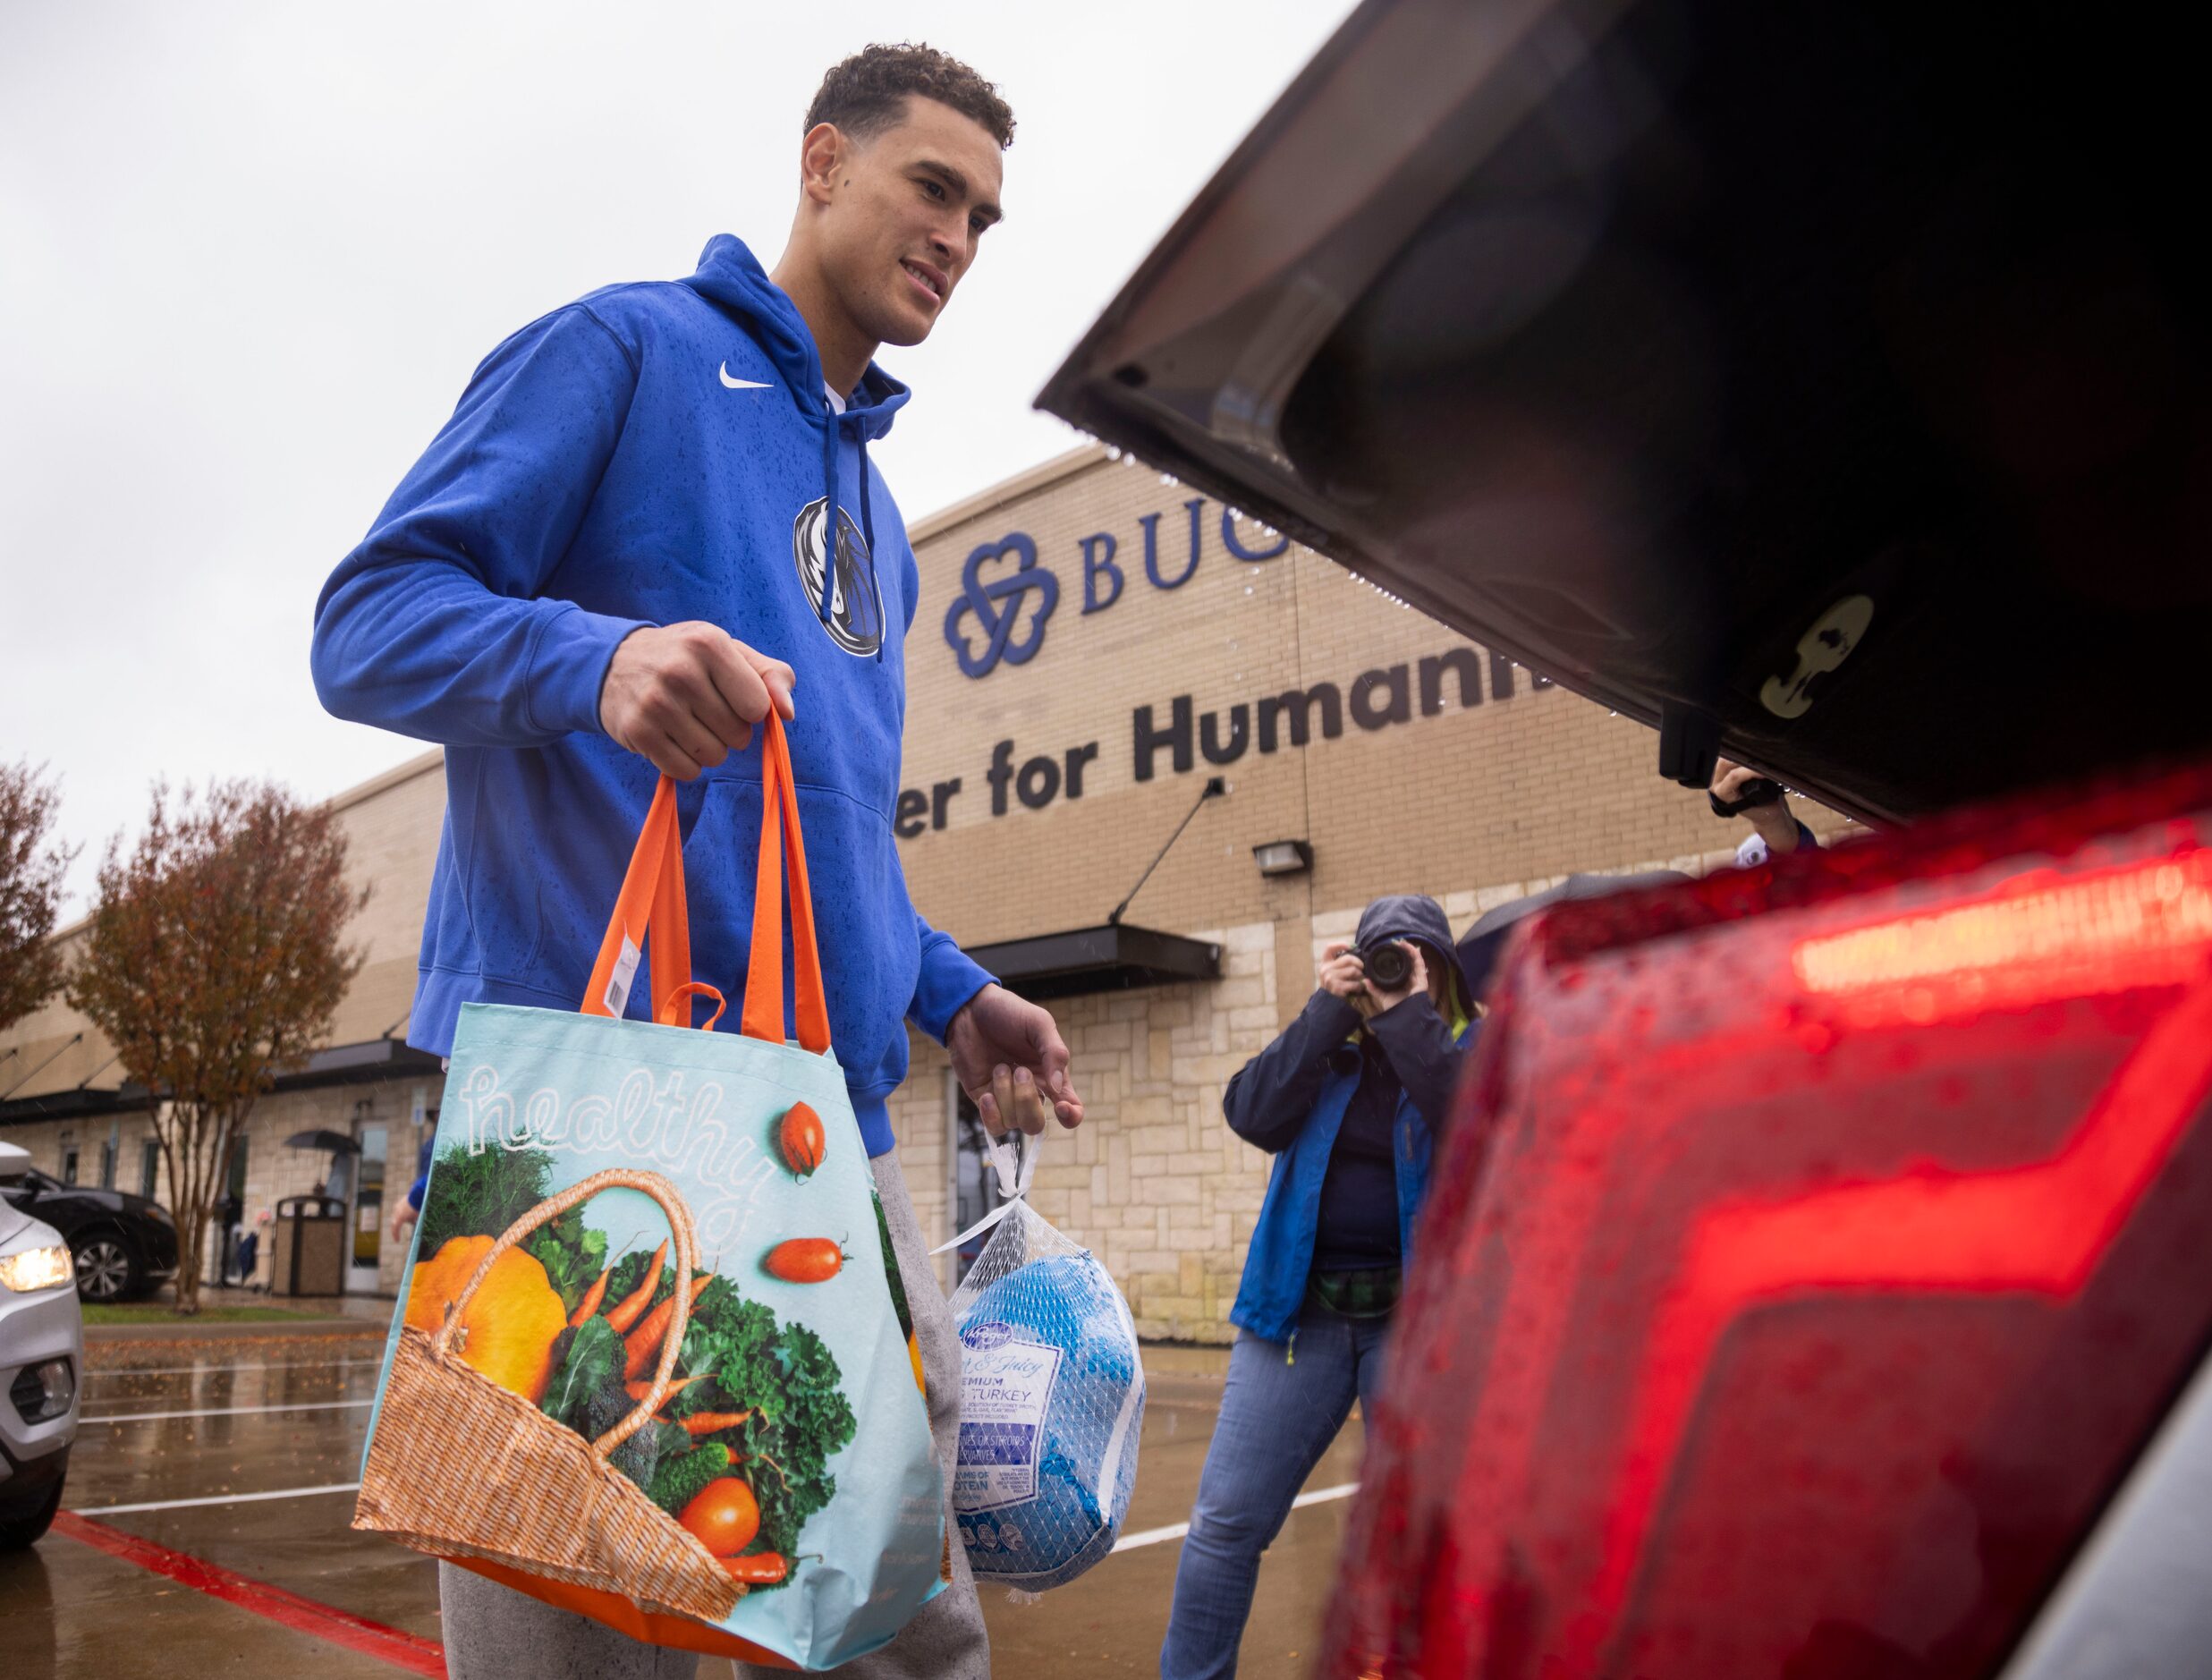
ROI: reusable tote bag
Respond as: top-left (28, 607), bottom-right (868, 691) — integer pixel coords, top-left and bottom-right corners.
top-left (354, 714), bottom-right (945, 1670)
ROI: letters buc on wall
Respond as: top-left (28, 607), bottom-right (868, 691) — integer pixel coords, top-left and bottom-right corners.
top-left (902, 495), bottom-right (1550, 839)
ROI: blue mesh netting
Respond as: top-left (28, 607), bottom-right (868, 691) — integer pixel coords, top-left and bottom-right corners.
top-left (949, 1204), bottom-right (1145, 1591)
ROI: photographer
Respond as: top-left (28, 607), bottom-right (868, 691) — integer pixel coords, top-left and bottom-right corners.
top-left (1160, 895), bottom-right (1474, 1679)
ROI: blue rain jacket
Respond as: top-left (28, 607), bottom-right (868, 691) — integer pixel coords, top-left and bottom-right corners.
top-left (1227, 895), bottom-right (1476, 1343)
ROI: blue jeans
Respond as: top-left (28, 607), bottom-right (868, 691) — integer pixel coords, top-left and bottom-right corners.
top-left (1159, 1298), bottom-right (1394, 1679)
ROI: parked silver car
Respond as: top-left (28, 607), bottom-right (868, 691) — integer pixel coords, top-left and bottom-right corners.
top-left (0, 1140), bottom-right (82, 1548)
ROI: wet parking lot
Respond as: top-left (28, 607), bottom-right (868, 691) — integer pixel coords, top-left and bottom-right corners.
top-left (3, 1320), bottom-right (1360, 1677)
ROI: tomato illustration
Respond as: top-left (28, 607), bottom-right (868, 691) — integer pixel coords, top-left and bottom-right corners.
top-left (778, 1102), bottom-right (826, 1179)
top-left (765, 1237), bottom-right (846, 1284)
top-left (679, 1477), bottom-right (760, 1558)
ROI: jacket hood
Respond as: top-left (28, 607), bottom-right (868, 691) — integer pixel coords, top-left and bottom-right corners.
top-left (682, 234), bottom-right (911, 442)
top-left (1355, 893), bottom-right (1470, 1009)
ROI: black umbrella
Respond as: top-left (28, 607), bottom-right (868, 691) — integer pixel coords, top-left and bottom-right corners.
top-left (1455, 870), bottom-right (1691, 998)
top-left (284, 1129), bottom-right (361, 1154)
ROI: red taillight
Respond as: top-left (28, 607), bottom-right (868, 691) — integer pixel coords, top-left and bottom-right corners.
top-left (1323, 763), bottom-right (2212, 1679)
top-left (1792, 850), bottom-right (2212, 1023)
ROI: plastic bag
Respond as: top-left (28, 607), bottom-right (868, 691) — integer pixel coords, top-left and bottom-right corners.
top-left (932, 1133), bottom-right (1145, 1591)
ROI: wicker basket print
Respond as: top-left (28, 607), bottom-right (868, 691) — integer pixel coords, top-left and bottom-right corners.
top-left (356, 1167), bottom-right (742, 1624)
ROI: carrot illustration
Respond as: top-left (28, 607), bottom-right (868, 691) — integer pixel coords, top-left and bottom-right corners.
top-left (680, 1409), bottom-right (756, 1438)
top-left (603, 1239), bottom-right (666, 1335)
top-left (624, 1373), bottom-right (708, 1406)
top-left (568, 1265), bottom-right (613, 1328)
top-left (623, 1273), bottom-right (691, 1381)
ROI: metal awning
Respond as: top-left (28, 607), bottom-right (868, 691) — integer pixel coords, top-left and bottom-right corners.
top-left (965, 923), bottom-right (1223, 1001)
top-left (284, 1129), bottom-right (362, 1154)
top-left (298, 1037), bottom-right (444, 1080)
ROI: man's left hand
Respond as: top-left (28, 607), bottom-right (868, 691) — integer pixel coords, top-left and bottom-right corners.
top-left (946, 983), bottom-right (1084, 1137)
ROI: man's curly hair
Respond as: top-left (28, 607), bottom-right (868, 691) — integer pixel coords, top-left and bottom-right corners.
top-left (805, 43), bottom-right (1014, 150)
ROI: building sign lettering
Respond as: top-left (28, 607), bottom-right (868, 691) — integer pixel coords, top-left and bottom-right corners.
top-left (894, 646), bottom-right (1550, 838)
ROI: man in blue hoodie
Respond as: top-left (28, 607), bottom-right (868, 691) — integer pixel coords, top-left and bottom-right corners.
top-left (313, 45), bottom-right (1074, 1680)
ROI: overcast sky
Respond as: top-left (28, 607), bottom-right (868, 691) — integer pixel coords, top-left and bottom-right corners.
top-left (0, 0), bottom-right (1356, 912)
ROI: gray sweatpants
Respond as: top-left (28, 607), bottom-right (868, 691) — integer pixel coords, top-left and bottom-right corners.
top-left (439, 1149), bottom-right (989, 1680)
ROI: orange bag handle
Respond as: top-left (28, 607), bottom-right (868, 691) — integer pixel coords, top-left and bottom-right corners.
top-left (581, 712), bottom-right (830, 1052)
top-left (742, 710), bottom-right (832, 1052)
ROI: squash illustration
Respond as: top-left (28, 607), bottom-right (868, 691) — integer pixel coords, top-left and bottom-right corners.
top-left (406, 1235), bottom-right (568, 1404)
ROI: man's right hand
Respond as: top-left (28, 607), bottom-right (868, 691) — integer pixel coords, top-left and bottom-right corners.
top-left (599, 623), bottom-right (797, 778)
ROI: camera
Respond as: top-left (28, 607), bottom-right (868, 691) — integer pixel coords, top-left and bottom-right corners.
top-left (1710, 776), bottom-right (1786, 819)
top-left (1355, 940), bottom-right (1414, 991)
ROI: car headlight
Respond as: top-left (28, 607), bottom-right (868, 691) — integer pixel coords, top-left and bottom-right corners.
top-left (149, 1204), bottom-right (175, 1227)
top-left (0, 1244), bottom-right (72, 1294)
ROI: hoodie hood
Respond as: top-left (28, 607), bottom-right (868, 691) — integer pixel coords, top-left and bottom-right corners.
top-left (682, 234), bottom-right (911, 442)
top-left (1355, 894), bottom-right (1470, 1014)
top-left (682, 234), bottom-right (911, 640)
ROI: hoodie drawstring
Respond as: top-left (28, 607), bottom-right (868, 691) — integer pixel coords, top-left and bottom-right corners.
top-left (819, 396), bottom-right (886, 664)
top-left (857, 440), bottom-right (881, 664)
top-left (856, 447), bottom-right (877, 571)
top-left (817, 402), bottom-right (841, 625)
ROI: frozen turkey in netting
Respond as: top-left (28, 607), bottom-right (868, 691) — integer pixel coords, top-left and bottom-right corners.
top-left (944, 1178), bottom-right (1144, 1591)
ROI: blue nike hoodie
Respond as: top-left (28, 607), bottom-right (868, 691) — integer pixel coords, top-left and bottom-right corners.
top-left (311, 235), bottom-right (994, 1156)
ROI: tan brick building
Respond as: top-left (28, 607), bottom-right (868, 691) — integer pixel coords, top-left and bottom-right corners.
top-left (1, 754), bottom-right (447, 1298)
top-left (0, 443), bottom-right (1845, 1325)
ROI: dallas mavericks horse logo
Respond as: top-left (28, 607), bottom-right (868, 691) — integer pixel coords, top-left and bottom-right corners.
top-left (792, 496), bottom-right (885, 657)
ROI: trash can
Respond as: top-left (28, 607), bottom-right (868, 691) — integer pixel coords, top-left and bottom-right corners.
top-left (270, 1195), bottom-right (347, 1297)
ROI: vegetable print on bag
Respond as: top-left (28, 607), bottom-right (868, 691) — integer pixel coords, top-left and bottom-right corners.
top-left (354, 714), bottom-right (945, 1672)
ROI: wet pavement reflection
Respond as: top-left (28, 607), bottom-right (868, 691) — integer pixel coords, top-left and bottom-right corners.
top-left (4, 1329), bottom-right (1359, 1677)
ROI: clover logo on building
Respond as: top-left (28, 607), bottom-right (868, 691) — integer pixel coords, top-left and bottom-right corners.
top-left (942, 533), bottom-right (1060, 678)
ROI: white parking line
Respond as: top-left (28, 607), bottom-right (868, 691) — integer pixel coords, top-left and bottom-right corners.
top-left (84, 1356), bottom-right (385, 1381)
top-left (72, 1481), bottom-right (363, 1517)
top-left (81, 1398), bottom-right (377, 1425)
top-left (63, 1477), bottom-right (1354, 1534)
top-left (1111, 1481), bottom-right (1359, 1553)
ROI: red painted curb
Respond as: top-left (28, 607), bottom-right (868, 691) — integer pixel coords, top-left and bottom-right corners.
top-left (51, 1510), bottom-right (446, 1677)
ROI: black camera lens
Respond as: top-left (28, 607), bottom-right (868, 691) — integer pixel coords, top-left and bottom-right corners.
top-left (1360, 941), bottom-right (1412, 990)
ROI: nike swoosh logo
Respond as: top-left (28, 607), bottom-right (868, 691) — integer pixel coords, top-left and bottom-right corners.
top-left (719, 363), bottom-right (772, 390)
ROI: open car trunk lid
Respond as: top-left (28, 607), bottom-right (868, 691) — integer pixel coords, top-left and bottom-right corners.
top-left (1037, 0), bottom-right (2209, 823)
